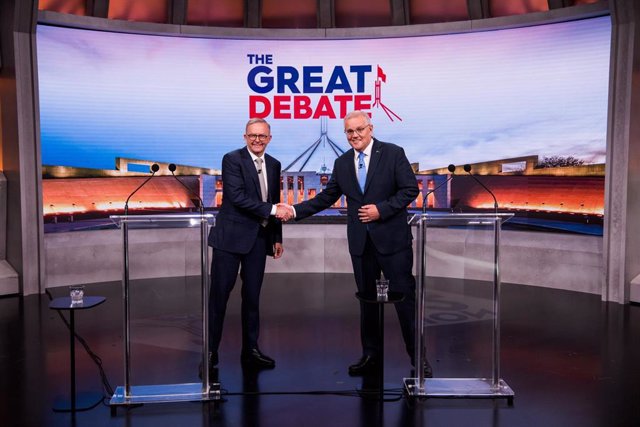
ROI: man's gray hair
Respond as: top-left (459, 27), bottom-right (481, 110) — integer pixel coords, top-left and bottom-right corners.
top-left (246, 118), bottom-right (271, 132)
top-left (343, 110), bottom-right (371, 125)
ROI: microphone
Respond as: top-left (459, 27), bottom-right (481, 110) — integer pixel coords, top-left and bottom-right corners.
top-left (124, 164), bottom-right (159, 215)
top-left (422, 164), bottom-right (456, 213)
top-left (168, 163), bottom-right (205, 214)
top-left (463, 164), bottom-right (498, 213)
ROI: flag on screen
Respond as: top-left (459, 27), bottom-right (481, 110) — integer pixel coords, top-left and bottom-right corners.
top-left (377, 65), bottom-right (387, 83)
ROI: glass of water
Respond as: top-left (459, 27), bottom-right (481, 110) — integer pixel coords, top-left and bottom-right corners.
top-left (376, 278), bottom-right (389, 300)
top-left (69, 285), bottom-right (85, 305)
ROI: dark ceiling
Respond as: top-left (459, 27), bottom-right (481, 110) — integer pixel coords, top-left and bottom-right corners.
top-left (38, 0), bottom-right (602, 29)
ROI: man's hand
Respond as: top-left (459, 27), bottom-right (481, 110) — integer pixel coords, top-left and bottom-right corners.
top-left (273, 242), bottom-right (284, 259)
top-left (276, 203), bottom-right (294, 221)
top-left (358, 204), bottom-right (380, 223)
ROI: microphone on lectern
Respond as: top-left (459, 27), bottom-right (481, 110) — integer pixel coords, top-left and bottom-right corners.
top-left (168, 163), bottom-right (205, 214)
top-left (463, 164), bottom-right (498, 213)
top-left (422, 164), bottom-right (456, 214)
top-left (124, 164), bottom-right (159, 215)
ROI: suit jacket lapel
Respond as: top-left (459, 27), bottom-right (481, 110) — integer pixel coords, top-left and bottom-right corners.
top-left (241, 149), bottom-right (262, 199)
top-left (264, 155), bottom-right (275, 203)
top-left (345, 148), bottom-right (361, 194)
top-left (364, 139), bottom-right (382, 194)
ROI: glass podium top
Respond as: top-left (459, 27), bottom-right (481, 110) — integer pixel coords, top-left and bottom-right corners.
top-left (409, 212), bottom-right (514, 226)
top-left (110, 213), bottom-right (215, 228)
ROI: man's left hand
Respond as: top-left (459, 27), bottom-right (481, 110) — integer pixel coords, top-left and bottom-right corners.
top-left (273, 243), bottom-right (284, 259)
top-left (358, 204), bottom-right (380, 223)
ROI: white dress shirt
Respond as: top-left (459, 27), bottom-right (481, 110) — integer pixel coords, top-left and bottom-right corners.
top-left (246, 147), bottom-right (277, 216)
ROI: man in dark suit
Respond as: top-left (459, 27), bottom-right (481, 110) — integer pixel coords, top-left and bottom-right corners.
top-left (278, 110), bottom-right (431, 377)
top-left (207, 118), bottom-right (287, 372)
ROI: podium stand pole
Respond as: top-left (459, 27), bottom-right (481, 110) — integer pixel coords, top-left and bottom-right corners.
top-left (492, 219), bottom-right (500, 388)
top-left (413, 216), bottom-right (427, 394)
top-left (122, 220), bottom-right (132, 398)
top-left (200, 215), bottom-right (210, 393)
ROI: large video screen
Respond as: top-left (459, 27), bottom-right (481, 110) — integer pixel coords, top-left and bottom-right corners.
top-left (37, 17), bottom-right (610, 172)
top-left (36, 17), bottom-right (611, 234)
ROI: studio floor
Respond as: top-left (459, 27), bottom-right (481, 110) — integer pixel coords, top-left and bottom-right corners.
top-left (1, 273), bottom-right (638, 427)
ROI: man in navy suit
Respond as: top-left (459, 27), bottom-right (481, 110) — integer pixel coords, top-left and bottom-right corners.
top-left (207, 118), bottom-right (288, 372)
top-left (279, 110), bottom-right (431, 377)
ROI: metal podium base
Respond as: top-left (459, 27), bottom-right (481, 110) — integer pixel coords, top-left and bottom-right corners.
top-left (110, 382), bottom-right (222, 407)
top-left (404, 378), bottom-right (514, 404)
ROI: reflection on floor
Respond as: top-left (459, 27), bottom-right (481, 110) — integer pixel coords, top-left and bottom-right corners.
top-left (1, 274), bottom-right (639, 427)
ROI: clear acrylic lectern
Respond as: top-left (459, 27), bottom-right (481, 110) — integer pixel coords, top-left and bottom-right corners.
top-left (404, 212), bottom-right (514, 405)
top-left (108, 213), bottom-right (219, 409)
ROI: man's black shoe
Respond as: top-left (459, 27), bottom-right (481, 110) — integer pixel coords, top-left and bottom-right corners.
top-left (198, 352), bottom-right (218, 380)
top-left (241, 348), bottom-right (275, 369)
top-left (348, 355), bottom-right (378, 376)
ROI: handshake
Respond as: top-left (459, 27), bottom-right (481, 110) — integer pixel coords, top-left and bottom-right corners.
top-left (275, 203), bottom-right (295, 222)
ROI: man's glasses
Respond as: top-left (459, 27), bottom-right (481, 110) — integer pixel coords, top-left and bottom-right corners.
top-left (246, 134), bottom-right (270, 141)
top-left (344, 125), bottom-right (370, 137)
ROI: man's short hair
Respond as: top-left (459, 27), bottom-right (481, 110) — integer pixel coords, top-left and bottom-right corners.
top-left (343, 110), bottom-right (371, 125)
top-left (246, 118), bottom-right (271, 132)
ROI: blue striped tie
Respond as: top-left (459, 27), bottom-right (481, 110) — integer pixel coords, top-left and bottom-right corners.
top-left (357, 151), bottom-right (366, 192)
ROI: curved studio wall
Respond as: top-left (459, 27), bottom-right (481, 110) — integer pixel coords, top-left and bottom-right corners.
top-left (37, 7), bottom-right (610, 295)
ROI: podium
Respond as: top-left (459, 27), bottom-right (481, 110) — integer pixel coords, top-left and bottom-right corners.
top-left (404, 212), bottom-right (515, 404)
top-left (108, 213), bottom-right (220, 409)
